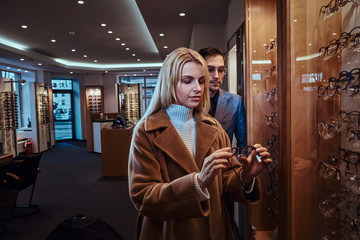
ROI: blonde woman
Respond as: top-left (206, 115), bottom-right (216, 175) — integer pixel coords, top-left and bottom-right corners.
top-left (128, 47), bottom-right (271, 240)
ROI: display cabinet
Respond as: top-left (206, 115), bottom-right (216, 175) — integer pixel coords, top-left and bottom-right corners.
top-left (35, 83), bottom-right (52, 152)
top-left (245, 0), bottom-right (279, 239)
top-left (0, 78), bottom-right (19, 156)
top-left (244, 0), bottom-right (360, 239)
top-left (118, 84), bottom-right (142, 125)
top-left (85, 86), bottom-right (103, 114)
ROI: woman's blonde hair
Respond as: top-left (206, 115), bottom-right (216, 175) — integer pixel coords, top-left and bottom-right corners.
top-left (140, 47), bottom-right (210, 121)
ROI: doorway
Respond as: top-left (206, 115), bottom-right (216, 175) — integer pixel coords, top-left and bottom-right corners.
top-left (51, 79), bottom-right (74, 141)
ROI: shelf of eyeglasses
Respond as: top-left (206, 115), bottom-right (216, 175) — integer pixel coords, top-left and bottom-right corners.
top-left (265, 38), bottom-right (277, 53)
top-left (318, 68), bottom-right (360, 99)
top-left (265, 134), bottom-right (278, 150)
top-left (319, 218), bottom-right (360, 240)
top-left (265, 87), bottom-right (278, 102)
top-left (320, 0), bottom-right (360, 20)
top-left (265, 112), bottom-right (278, 127)
top-left (264, 65), bottom-right (278, 79)
top-left (319, 26), bottom-right (360, 61)
top-left (318, 111), bottom-right (360, 144)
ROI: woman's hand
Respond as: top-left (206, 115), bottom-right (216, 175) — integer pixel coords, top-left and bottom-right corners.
top-left (240, 144), bottom-right (272, 184)
top-left (198, 148), bottom-right (232, 190)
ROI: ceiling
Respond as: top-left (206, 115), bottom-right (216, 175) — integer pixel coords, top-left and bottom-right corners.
top-left (0, 0), bottom-right (229, 74)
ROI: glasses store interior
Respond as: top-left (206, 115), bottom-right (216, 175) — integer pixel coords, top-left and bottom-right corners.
top-left (0, 0), bottom-right (359, 239)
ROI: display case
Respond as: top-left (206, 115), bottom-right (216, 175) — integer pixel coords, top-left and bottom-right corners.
top-left (244, 0), bottom-right (360, 239)
top-left (289, 0), bottom-right (360, 239)
top-left (245, 0), bottom-right (279, 239)
top-left (0, 78), bottom-right (19, 156)
top-left (35, 83), bottom-right (52, 152)
top-left (118, 84), bottom-right (142, 125)
top-left (85, 86), bottom-right (103, 114)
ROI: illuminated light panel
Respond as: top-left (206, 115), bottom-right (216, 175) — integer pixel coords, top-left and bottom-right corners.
top-left (179, 13), bottom-right (185, 16)
top-left (251, 60), bottom-right (272, 64)
top-left (0, 36), bottom-right (29, 51)
top-left (101, 23), bottom-right (106, 27)
top-left (159, 33), bottom-right (164, 36)
top-left (53, 58), bottom-right (163, 69)
top-left (295, 53), bottom-right (320, 61)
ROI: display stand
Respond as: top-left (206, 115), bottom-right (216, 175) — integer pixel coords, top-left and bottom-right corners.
top-left (35, 83), bottom-right (52, 152)
top-left (85, 86), bottom-right (103, 152)
top-left (0, 78), bottom-right (19, 156)
top-left (244, 0), bottom-right (360, 239)
top-left (117, 84), bottom-right (142, 126)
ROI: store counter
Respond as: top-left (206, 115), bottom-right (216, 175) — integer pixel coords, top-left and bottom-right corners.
top-left (100, 127), bottom-right (133, 177)
top-left (92, 120), bottom-right (114, 153)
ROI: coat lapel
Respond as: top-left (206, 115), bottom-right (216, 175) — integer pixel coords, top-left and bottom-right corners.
top-left (214, 89), bottom-right (229, 122)
top-left (146, 109), bottom-right (220, 174)
top-left (147, 110), bottom-right (199, 174)
top-left (194, 113), bottom-right (219, 169)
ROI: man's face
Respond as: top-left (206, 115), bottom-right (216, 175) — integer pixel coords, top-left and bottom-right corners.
top-left (204, 55), bottom-right (226, 95)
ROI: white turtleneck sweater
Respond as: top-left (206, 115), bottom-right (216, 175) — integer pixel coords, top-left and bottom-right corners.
top-left (166, 104), bottom-right (209, 201)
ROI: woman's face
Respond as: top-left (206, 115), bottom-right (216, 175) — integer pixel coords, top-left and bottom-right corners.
top-left (175, 61), bottom-right (205, 109)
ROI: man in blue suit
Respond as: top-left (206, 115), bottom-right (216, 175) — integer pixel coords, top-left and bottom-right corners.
top-left (199, 47), bottom-right (247, 239)
top-left (198, 47), bottom-right (246, 148)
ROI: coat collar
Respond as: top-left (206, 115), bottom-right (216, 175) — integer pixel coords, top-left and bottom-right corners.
top-left (144, 109), bottom-right (220, 174)
top-left (214, 88), bottom-right (229, 121)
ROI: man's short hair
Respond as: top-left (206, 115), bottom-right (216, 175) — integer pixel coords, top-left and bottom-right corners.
top-left (198, 47), bottom-right (226, 63)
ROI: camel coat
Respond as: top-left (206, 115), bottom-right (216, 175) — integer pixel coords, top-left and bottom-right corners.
top-left (128, 109), bottom-right (261, 240)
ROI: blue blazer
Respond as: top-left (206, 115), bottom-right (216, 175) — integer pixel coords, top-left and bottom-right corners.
top-left (214, 89), bottom-right (247, 148)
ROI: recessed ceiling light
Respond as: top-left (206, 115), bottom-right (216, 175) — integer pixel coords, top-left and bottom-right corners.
top-left (179, 13), bottom-right (186, 17)
top-left (263, 43), bottom-right (267, 46)
top-left (253, 50), bottom-right (256, 52)
top-left (134, 74), bottom-right (137, 76)
top-left (125, 48), bottom-right (130, 50)
top-left (159, 33), bottom-right (164, 37)
top-left (20, 58), bottom-right (24, 61)
top-left (71, 49), bottom-right (76, 52)
top-left (7, 67), bottom-right (10, 69)
top-left (38, 63), bottom-right (42, 66)
top-left (101, 23), bottom-right (106, 27)
top-left (143, 69), bottom-right (146, 72)
top-left (150, 74), bottom-right (153, 76)
top-left (163, 46), bottom-right (168, 48)
top-left (17, 69), bottom-right (21, 71)
top-left (332, 33), bottom-right (337, 35)
top-left (116, 38), bottom-right (120, 41)
top-left (308, 43), bottom-right (312, 46)
top-left (124, 74), bottom-right (127, 76)
top-left (132, 53), bottom-right (136, 56)
top-left (293, 19), bottom-right (298, 22)
top-left (70, 72), bottom-right (73, 74)
top-left (25, 70), bottom-right (28, 73)
top-left (108, 30), bottom-right (113, 34)
top-left (83, 55), bottom-right (87, 58)
top-left (105, 71), bottom-right (108, 73)
top-left (94, 60), bottom-right (98, 62)
top-left (21, 25), bottom-right (28, 29)
top-left (121, 43), bottom-right (125, 46)
top-left (78, 1), bottom-right (84, 4)
top-left (51, 39), bottom-right (56, 43)
top-left (137, 59), bottom-right (140, 61)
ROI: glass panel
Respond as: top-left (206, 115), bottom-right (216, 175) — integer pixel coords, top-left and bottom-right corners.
top-left (246, 0), bottom-right (279, 237)
top-left (52, 79), bottom-right (72, 90)
top-left (290, 0), bottom-right (360, 239)
top-left (53, 93), bottom-right (73, 140)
